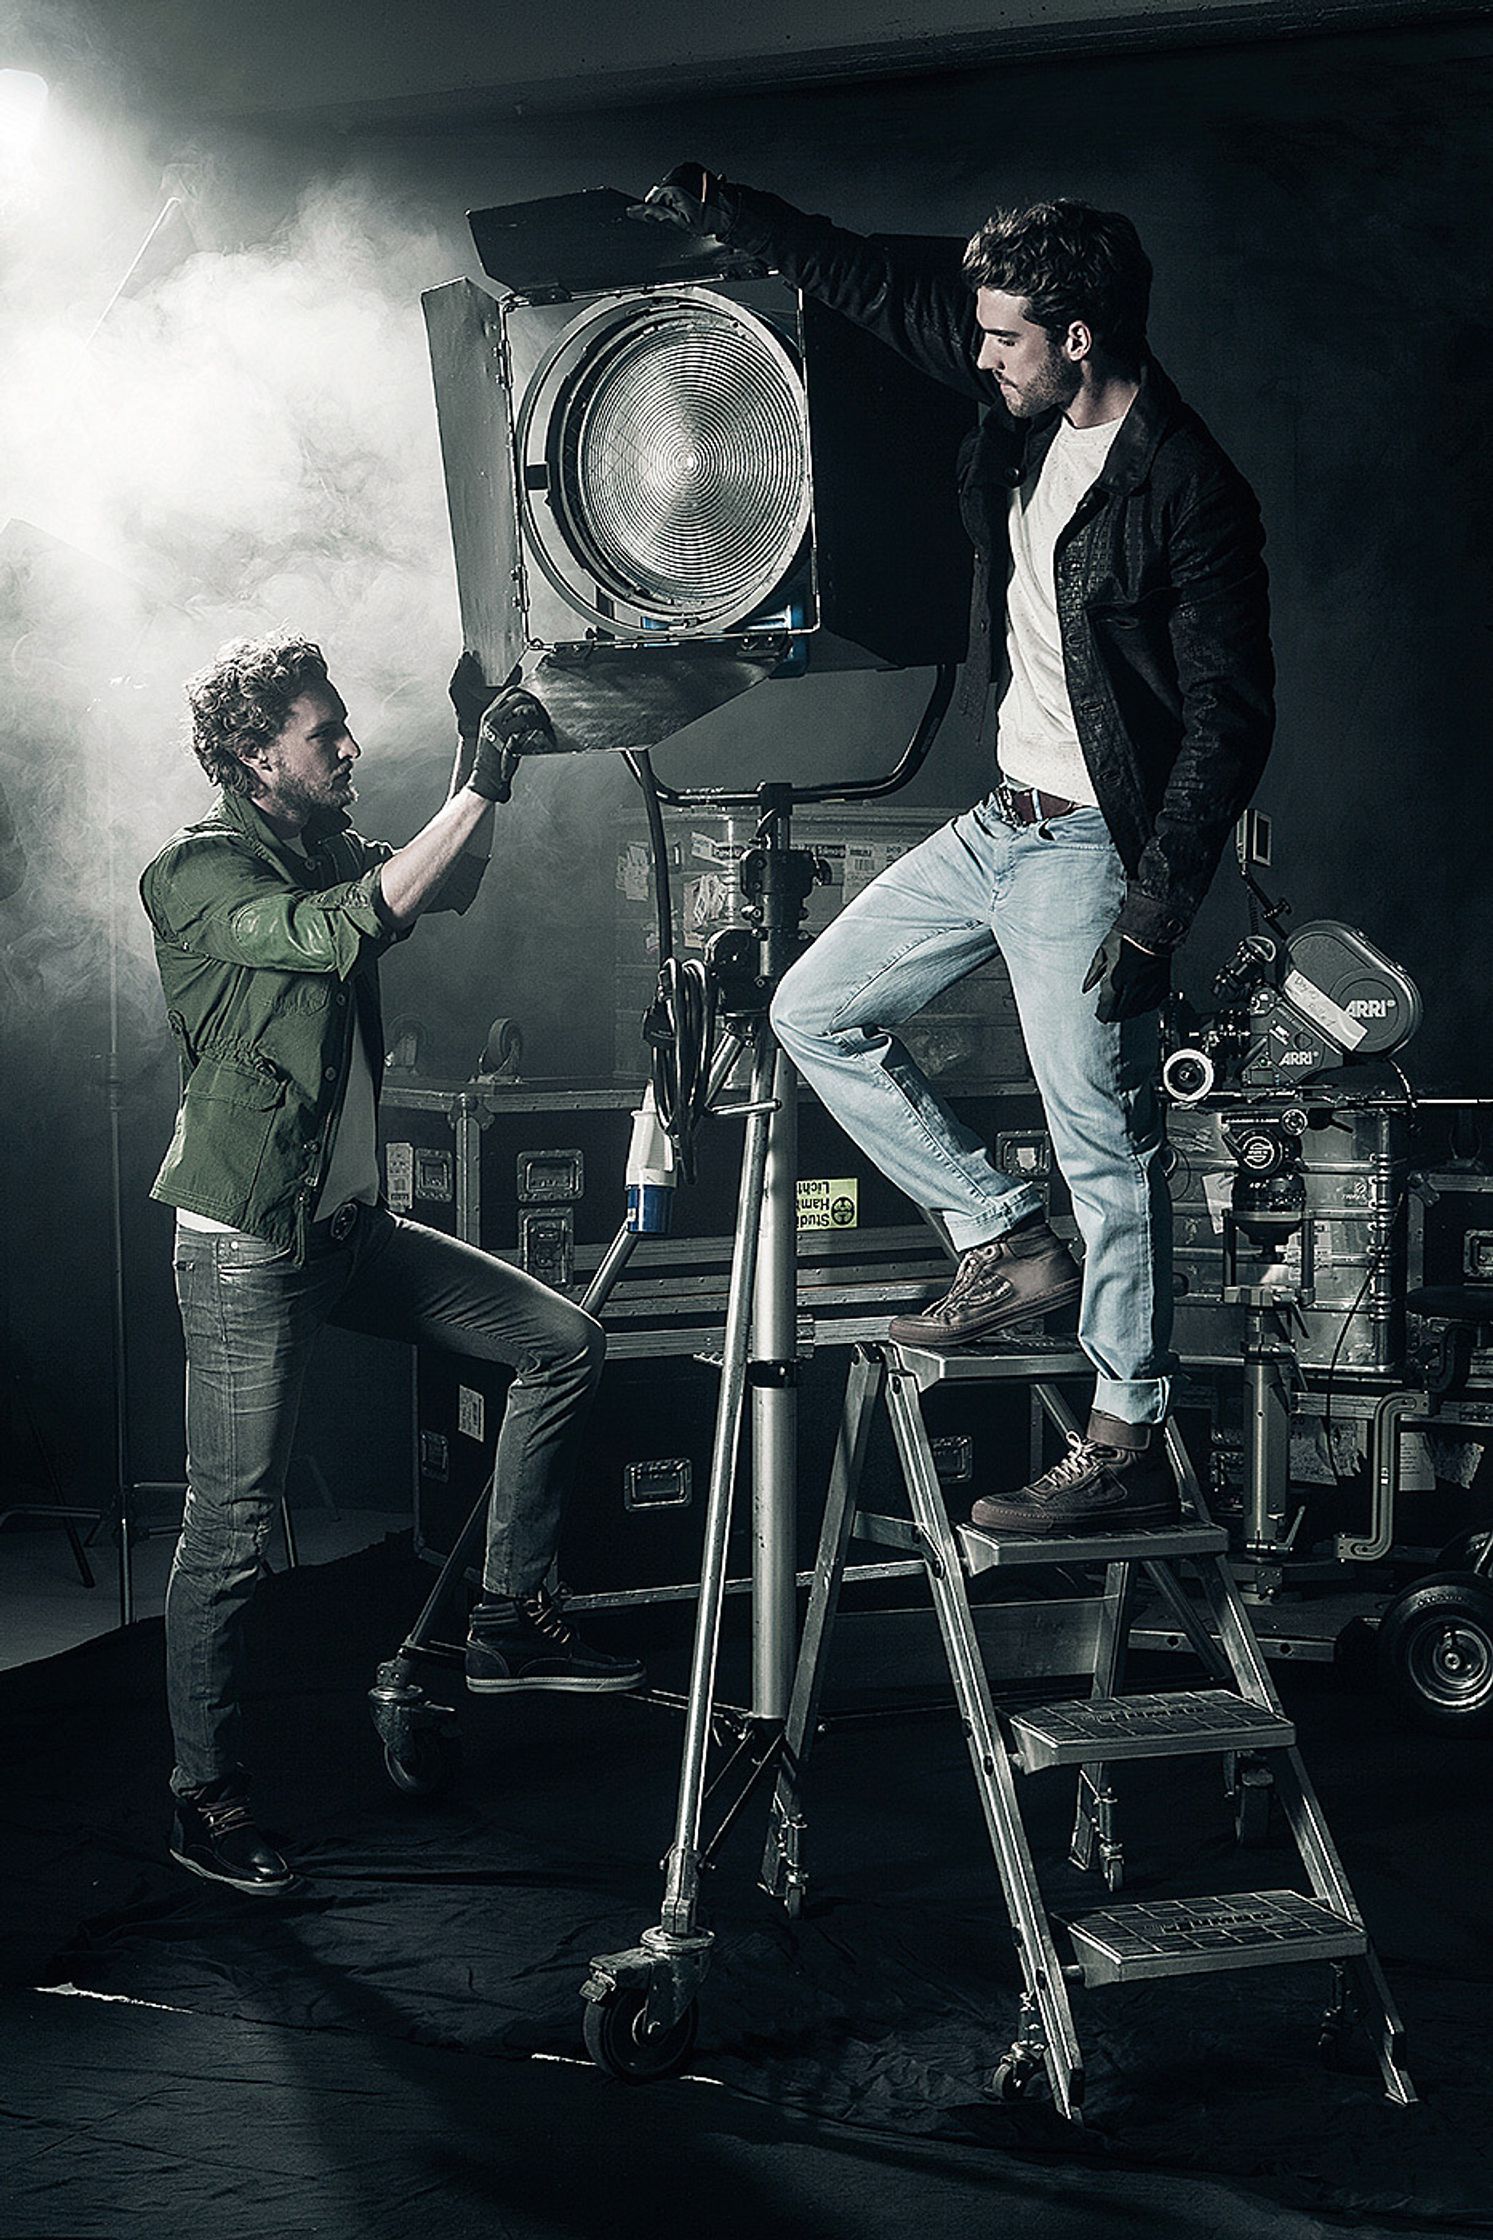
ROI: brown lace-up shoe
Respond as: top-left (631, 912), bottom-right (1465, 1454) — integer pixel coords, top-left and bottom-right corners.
top-left (970, 1412), bottom-right (1178, 1535)
top-left (887, 1215), bottom-right (1082, 1350)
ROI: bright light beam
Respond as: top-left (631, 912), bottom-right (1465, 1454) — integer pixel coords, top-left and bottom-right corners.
top-left (0, 70), bottom-right (49, 164)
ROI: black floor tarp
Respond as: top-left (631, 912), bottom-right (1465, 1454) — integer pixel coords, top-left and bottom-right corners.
top-left (4, 1534), bottom-right (1492, 2236)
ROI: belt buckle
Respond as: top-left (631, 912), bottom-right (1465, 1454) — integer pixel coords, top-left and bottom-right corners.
top-left (329, 1201), bottom-right (358, 1244)
top-left (993, 783), bottom-right (1025, 828)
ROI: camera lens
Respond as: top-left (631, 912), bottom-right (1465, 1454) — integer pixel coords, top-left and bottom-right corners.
top-left (1162, 1047), bottom-right (1215, 1104)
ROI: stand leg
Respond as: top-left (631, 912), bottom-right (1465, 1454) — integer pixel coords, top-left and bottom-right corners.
top-left (583, 1026), bottom-right (778, 2058)
top-left (751, 1048), bottom-right (798, 1723)
top-left (659, 1025), bottom-right (777, 1940)
top-left (761, 1348), bottom-right (883, 1909)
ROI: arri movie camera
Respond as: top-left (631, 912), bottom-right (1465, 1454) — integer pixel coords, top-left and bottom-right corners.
top-left (1162, 917), bottom-right (1422, 1106)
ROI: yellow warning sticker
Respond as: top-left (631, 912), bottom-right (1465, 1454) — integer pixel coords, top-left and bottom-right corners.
top-left (797, 1177), bottom-right (859, 1231)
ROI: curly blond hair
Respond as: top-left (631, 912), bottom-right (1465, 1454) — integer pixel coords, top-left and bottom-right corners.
top-left (185, 634), bottom-right (329, 794)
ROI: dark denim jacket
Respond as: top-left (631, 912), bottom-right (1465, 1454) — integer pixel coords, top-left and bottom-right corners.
top-left (140, 787), bottom-right (484, 1257)
top-left (718, 180), bottom-right (1276, 951)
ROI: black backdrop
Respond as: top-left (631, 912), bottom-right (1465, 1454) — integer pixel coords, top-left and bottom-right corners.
top-left (3, 15), bottom-right (1490, 1512)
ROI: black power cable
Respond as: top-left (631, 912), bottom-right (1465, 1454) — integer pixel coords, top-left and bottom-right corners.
top-left (624, 748), bottom-right (715, 1184)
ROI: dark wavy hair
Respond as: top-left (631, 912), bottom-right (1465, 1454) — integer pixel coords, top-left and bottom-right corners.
top-left (185, 634), bottom-right (329, 794)
top-left (962, 200), bottom-right (1152, 369)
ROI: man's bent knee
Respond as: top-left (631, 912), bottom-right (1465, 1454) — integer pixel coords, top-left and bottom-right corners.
top-left (769, 958), bottom-right (833, 1053)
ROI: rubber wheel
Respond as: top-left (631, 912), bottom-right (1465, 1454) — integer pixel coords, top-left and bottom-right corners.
top-left (382, 1732), bottom-right (458, 1798)
top-left (583, 1989), bottom-right (698, 2083)
top-left (1377, 1572), bottom-right (1493, 1734)
top-left (991, 2054), bottom-right (1037, 2103)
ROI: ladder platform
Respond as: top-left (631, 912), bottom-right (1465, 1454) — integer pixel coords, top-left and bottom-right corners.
top-left (1009, 1688), bottom-right (1295, 1768)
top-left (884, 1337), bottom-right (1091, 1391)
top-left (1063, 1890), bottom-right (1366, 1985)
top-left (959, 1518), bottom-right (1227, 1572)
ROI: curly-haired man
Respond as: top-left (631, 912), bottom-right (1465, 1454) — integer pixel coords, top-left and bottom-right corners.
top-left (637, 168), bottom-right (1274, 1534)
top-left (140, 636), bottom-right (641, 1894)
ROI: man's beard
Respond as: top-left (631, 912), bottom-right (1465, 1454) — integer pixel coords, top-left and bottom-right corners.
top-left (271, 769), bottom-right (356, 821)
top-left (1005, 343), bottom-right (1081, 420)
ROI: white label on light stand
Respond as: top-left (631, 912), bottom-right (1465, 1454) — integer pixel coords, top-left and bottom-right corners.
top-left (1283, 968), bottom-right (1367, 1050)
top-left (797, 1177), bottom-right (859, 1231)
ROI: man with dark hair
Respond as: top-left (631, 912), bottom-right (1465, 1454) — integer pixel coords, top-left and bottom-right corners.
top-left (637, 169), bottom-right (1274, 1533)
top-left (140, 636), bottom-right (641, 1894)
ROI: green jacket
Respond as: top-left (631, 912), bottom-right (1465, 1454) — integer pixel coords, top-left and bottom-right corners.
top-left (140, 786), bottom-right (483, 1258)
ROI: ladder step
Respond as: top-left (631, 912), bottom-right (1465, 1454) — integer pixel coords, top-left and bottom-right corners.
top-left (1009, 1688), bottom-right (1294, 1768)
top-left (1063, 1891), bottom-right (1366, 1985)
top-left (959, 1519), bottom-right (1226, 1571)
top-left (886, 1337), bottom-right (1092, 1388)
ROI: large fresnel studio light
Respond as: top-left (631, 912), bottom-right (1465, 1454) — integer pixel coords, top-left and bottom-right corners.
top-left (520, 287), bottom-right (812, 638)
top-left (423, 190), bottom-right (974, 753)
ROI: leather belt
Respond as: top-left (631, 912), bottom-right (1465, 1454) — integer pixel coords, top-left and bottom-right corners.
top-left (994, 783), bottom-right (1081, 827)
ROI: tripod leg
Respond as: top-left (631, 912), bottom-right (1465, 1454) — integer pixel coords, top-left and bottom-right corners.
top-left (660, 1024), bottom-right (776, 1940)
top-left (583, 1025), bottom-right (778, 2064)
top-left (761, 1347), bottom-right (882, 1910)
top-left (751, 1047), bottom-right (798, 1721)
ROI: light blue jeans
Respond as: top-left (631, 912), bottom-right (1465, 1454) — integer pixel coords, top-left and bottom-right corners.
top-left (770, 796), bottom-right (1174, 1425)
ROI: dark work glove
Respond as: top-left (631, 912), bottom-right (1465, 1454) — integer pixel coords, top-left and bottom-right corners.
top-left (626, 162), bottom-right (721, 234)
top-left (468, 689), bottom-right (556, 803)
top-left (448, 650), bottom-right (500, 741)
top-left (1083, 926), bottom-right (1172, 1024)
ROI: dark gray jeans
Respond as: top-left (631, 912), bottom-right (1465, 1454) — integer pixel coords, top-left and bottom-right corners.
top-left (167, 1203), bottom-right (603, 1793)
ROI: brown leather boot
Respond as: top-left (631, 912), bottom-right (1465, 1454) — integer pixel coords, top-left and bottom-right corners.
top-left (887, 1215), bottom-right (1082, 1350)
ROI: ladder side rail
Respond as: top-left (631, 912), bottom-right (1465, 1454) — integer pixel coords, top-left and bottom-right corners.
top-left (1348, 1951), bottom-right (1418, 2107)
top-left (1140, 1558), bottom-right (1239, 1689)
top-left (1200, 1540), bottom-right (1417, 2105)
top-left (1032, 1381), bottom-right (1084, 1441)
top-left (760, 1348), bottom-right (884, 1902)
top-left (1198, 1551), bottom-right (1364, 1914)
top-left (884, 1366), bottom-right (1086, 2120)
top-left (1161, 1416), bottom-right (1210, 1516)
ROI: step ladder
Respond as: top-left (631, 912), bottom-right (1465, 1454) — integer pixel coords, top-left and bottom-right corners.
top-left (760, 1336), bottom-right (1416, 2121)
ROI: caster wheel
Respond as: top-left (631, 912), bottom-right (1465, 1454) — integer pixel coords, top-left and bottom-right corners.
top-left (583, 1989), bottom-right (698, 2083)
top-left (991, 2054), bottom-right (1038, 2103)
top-left (1102, 1852), bottom-right (1124, 1895)
top-left (1377, 1572), bottom-right (1493, 1734)
top-left (382, 1732), bottom-right (458, 1798)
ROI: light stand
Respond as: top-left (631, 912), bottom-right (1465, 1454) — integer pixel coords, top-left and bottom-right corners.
top-left (580, 670), bottom-right (955, 2067)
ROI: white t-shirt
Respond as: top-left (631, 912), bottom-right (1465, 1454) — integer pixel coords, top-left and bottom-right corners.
top-left (995, 410), bottom-right (1126, 806)
top-left (176, 833), bottom-right (380, 1236)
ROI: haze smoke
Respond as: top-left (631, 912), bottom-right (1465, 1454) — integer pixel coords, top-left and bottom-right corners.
top-left (1, 122), bottom-right (462, 1029)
